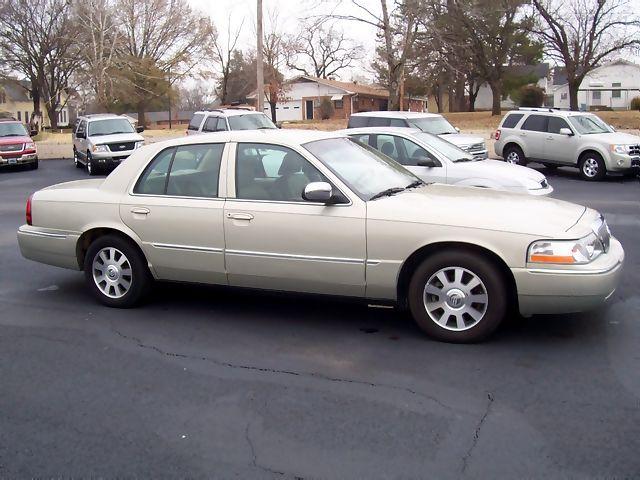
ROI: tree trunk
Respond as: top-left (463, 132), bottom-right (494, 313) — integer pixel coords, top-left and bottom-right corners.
top-left (30, 87), bottom-right (42, 131)
top-left (137, 102), bottom-right (147, 128)
top-left (269, 101), bottom-right (277, 122)
top-left (45, 100), bottom-right (59, 130)
top-left (568, 79), bottom-right (581, 111)
top-left (488, 80), bottom-right (502, 116)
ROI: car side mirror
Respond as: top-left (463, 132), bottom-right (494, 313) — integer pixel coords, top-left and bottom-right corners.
top-left (303, 182), bottom-right (333, 203)
top-left (417, 158), bottom-right (438, 168)
top-left (559, 128), bottom-right (573, 136)
top-left (455, 126), bottom-right (460, 133)
top-left (76, 131), bottom-right (85, 139)
top-left (30, 129), bottom-right (38, 137)
top-left (276, 121), bottom-right (283, 129)
top-left (609, 124), bottom-right (616, 132)
top-left (136, 126), bottom-right (145, 133)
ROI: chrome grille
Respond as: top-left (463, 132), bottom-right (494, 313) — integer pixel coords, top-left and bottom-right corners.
top-left (468, 142), bottom-right (485, 152)
top-left (594, 217), bottom-right (611, 253)
top-left (107, 142), bottom-right (135, 152)
top-left (0, 143), bottom-right (24, 152)
top-left (629, 144), bottom-right (640, 156)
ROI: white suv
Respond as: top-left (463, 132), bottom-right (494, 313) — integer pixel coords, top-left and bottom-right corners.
top-left (494, 108), bottom-right (640, 181)
top-left (186, 109), bottom-right (277, 135)
top-left (348, 111), bottom-right (489, 160)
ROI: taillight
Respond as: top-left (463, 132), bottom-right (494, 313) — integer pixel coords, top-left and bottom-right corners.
top-left (26, 194), bottom-right (33, 225)
top-left (494, 129), bottom-right (501, 140)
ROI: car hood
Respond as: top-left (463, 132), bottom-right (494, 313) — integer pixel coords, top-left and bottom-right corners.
top-left (437, 133), bottom-right (485, 147)
top-left (367, 183), bottom-right (585, 237)
top-left (452, 159), bottom-right (546, 187)
top-left (586, 132), bottom-right (640, 144)
top-left (88, 133), bottom-right (144, 144)
top-left (0, 135), bottom-right (31, 145)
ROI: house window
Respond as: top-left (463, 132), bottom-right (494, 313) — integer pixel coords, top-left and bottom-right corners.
top-left (612, 90), bottom-right (621, 98)
top-left (25, 111), bottom-right (29, 122)
top-left (17, 111), bottom-right (21, 121)
top-left (334, 100), bottom-right (344, 109)
top-left (612, 82), bottom-right (621, 87)
top-left (560, 92), bottom-right (567, 100)
top-left (592, 91), bottom-right (601, 103)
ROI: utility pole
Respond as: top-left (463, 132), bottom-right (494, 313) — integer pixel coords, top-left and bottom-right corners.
top-left (256, 0), bottom-right (264, 114)
top-left (168, 67), bottom-right (172, 129)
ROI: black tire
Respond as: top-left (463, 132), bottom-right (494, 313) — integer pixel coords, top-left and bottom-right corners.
top-left (30, 159), bottom-right (38, 170)
top-left (73, 148), bottom-right (82, 168)
top-left (503, 145), bottom-right (526, 166)
top-left (86, 152), bottom-right (97, 176)
top-left (579, 152), bottom-right (606, 181)
top-left (83, 234), bottom-right (151, 308)
top-left (407, 250), bottom-right (508, 343)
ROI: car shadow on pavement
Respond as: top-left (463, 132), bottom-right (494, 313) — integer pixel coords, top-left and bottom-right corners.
top-left (528, 163), bottom-right (640, 184)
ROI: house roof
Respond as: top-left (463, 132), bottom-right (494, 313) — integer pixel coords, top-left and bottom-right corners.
top-left (0, 79), bottom-right (32, 102)
top-left (125, 111), bottom-right (195, 122)
top-left (552, 59), bottom-right (640, 86)
top-left (295, 75), bottom-right (390, 97)
top-left (505, 63), bottom-right (550, 79)
top-left (552, 67), bottom-right (568, 86)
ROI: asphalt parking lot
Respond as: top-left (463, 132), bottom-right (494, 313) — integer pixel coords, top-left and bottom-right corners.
top-left (1, 159), bottom-right (639, 478)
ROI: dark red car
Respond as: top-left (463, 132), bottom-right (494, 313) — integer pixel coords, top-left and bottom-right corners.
top-left (0, 120), bottom-right (38, 170)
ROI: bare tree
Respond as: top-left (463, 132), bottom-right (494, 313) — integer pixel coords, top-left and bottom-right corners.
top-left (285, 19), bottom-right (363, 79)
top-left (177, 82), bottom-right (217, 111)
top-left (531, 0), bottom-right (640, 110)
top-left (114, 0), bottom-right (216, 126)
top-left (214, 13), bottom-right (244, 104)
top-left (260, 10), bottom-right (289, 121)
top-left (327, 0), bottom-right (420, 110)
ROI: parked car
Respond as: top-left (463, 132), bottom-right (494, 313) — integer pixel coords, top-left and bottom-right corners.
top-left (344, 127), bottom-right (552, 195)
top-left (17, 130), bottom-right (623, 343)
top-left (347, 111), bottom-right (489, 160)
top-left (0, 119), bottom-right (38, 170)
top-left (186, 108), bottom-right (277, 135)
top-left (494, 107), bottom-right (640, 181)
top-left (72, 114), bottom-right (145, 175)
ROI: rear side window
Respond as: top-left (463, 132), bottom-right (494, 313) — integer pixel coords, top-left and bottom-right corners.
top-left (202, 116), bottom-right (225, 133)
top-left (521, 115), bottom-right (548, 132)
top-left (188, 114), bottom-right (205, 131)
top-left (347, 116), bottom-right (369, 128)
top-left (501, 113), bottom-right (524, 129)
top-left (134, 148), bottom-right (174, 195)
top-left (390, 118), bottom-right (408, 127)
top-left (368, 117), bottom-right (391, 127)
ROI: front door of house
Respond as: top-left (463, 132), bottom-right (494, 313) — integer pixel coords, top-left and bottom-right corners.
top-left (305, 100), bottom-right (314, 120)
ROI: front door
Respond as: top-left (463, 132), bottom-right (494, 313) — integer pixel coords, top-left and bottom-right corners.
top-left (545, 116), bottom-right (576, 164)
top-left (305, 100), bottom-right (314, 120)
top-left (223, 142), bottom-right (366, 296)
top-left (120, 143), bottom-right (228, 284)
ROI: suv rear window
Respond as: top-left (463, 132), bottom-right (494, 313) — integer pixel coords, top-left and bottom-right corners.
top-left (188, 114), bottom-right (205, 131)
top-left (501, 113), bottom-right (524, 129)
top-left (347, 116), bottom-right (369, 128)
top-left (521, 114), bottom-right (548, 132)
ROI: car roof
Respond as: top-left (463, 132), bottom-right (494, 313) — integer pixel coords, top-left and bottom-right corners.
top-left (340, 126), bottom-right (422, 136)
top-left (194, 109), bottom-right (265, 117)
top-left (0, 119), bottom-right (22, 124)
top-left (80, 113), bottom-right (127, 121)
top-left (350, 111), bottom-right (441, 119)
top-left (506, 108), bottom-right (596, 118)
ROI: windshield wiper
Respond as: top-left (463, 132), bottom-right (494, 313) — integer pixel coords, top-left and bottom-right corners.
top-left (405, 180), bottom-right (425, 189)
top-left (454, 157), bottom-right (474, 162)
top-left (369, 187), bottom-right (405, 201)
top-left (256, 126), bottom-right (276, 129)
top-left (107, 131), bottom-right (133, 134)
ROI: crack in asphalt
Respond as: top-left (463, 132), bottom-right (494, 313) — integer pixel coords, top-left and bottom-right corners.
top-left (460, 392), bottom-right (494, 474)
top-left (110, 327), bottom-right (454, 413)
top-left (244, 421), bottom-right (286, 477)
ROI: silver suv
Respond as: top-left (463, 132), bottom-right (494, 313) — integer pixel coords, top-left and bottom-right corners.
top-left (73, 114), bottom-right (145, 175)
top-left (347, 111), bottom-right (488, 160)
top-left (494, 107), bottom-right (640, 181)
top-left (186, 108), bottom-right (277, 135)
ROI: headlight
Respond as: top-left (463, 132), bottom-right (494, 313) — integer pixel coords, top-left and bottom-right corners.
top-left (25, 142), bottom-right (35, 150)
top-left (93, 144), bottom-right (109, 153)
top-left (528, 232), bottom-right (605, 265)
top-left (611, 144), bottom-right (630, 154)
top-left (135, 141), bottom-right (145, 149)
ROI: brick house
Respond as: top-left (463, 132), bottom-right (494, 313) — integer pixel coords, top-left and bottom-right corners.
top-left (248, 76), bottom-right (428, 121)
top-left (124, 111), bottom-right (194, 130)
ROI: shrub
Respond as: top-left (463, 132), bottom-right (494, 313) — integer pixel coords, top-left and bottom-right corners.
top-left (318, 97), bottom-right (335, 120)
top-left (514, 85), bottom-right (545, 107)
top-left (631, 96), bottom-right (640, 111)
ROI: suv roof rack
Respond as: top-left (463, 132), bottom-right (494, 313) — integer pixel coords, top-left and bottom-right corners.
top-left (517, 107), bottom-right (558, 112)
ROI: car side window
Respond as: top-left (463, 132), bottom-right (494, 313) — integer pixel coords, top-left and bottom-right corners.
top-left (236, 143), bottom-right (328, 202)
top-left (347, 116), bottom-right (368, 128)
top-left (216, 118), bottom-right (228, 131)
top-left (375, 134), bottom-right (400, 161)
top-left (501, 113), bottom-right (524, 129)
top-left (368, 117), bottom-right (392, 127)
top-left (396, 137), bottom-right (438, 166)
top-left (390, 118), bottom-right (407, 127)
top-left (188, 114), bottom-right (204, 131)
top-left (201, 116), bottom-right (220, 132)
top-left (134, 144), bottom-right (223, 197)
top-left (521, 114), bottom-right (548, 132)
top-left (547, 117), bottom-right (571, 134)
top-left (76, 120), bottom-right (86, 136)
top-left (166, 144), bottom-right (224, 197)
top-left (349, 134), bottom-right (370, 146)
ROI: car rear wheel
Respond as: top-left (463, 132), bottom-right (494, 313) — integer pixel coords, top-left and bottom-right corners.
top-left (579, 153), bottom-right (606, 181)
top-left (504, 145), bottom-right (526, 166)
top-left (86, 152), bottom-right (96, 176)
top-left (84, 234), bottom-right (151, 308)
top-left (407, 251), bottom-right (507, 343)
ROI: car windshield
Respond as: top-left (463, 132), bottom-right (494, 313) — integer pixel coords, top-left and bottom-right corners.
top-left (0, 122), bottom-right (29, 137)
top-left (413, 132), bottom-right (474, 162)
top-left (227, 113), bottom-right (276, 130)
top-left (88, 118), bottom-right (135, 136)
top-left (304, 137), bottom-right (421, 201)
top-left (407, 116), bottom-right (457, 135)
top-left (567, 115), bottom-right (612, 135)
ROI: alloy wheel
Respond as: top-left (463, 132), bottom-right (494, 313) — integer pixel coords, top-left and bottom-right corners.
top-left (92, 247), bottom-right (133, 299)
top-left (505, 151), bottom-right (520, 164)
top-left (582, 157), bottom-right (599, 178)
top-left (422, 266), bottom-right (488, 331)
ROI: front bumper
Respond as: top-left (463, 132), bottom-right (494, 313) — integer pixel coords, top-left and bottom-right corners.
top-left (526, 184), bottom-right (554, 196)
top-left (468, 149), bottom-right (489, 160)
top-left (0, 152), bottom-right (37, 167)
top-left (513, 237), bottom-right (624, 316)
top-left (91, 150), bottom-right (134, 168)
top-left (607, 152), bottom-right (640, 172)
top-left (17, 225), bottom-right (81, 270)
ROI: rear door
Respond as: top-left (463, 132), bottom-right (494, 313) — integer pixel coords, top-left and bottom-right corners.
top-left (519, 114), bottom-right (549, 160)
top-left (120, 142), bottom-right (228, 284)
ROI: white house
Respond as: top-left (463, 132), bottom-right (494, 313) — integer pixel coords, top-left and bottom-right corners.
top-left (248, 76), bottom-right (427, 122)
top-left (474, 63), bottom-right (551, 110)
top-left (552, 60), bottom-right (640, 110)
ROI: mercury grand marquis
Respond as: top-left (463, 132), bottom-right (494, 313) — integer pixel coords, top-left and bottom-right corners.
top-left (17, 130), bottom-right (624, 342)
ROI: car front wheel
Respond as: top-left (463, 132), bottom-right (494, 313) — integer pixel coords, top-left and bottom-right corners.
top-left (73, 148), bottom-right (82, 168)
top-left (86, 152), bottom-right (96, 176)
top-left (503, 145), bottom-right (526, 166)
top-left (84, 234), bottom-right (151, 308)
top-left (579, 153), bottom-right (606, 181)
top-left (408, 251), bottom-right (507, 343)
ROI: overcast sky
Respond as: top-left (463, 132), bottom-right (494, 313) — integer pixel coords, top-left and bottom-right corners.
top-left (187, 0), bottom-right (640, 82)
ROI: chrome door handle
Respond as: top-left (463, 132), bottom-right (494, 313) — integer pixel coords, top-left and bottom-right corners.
top-left (226, 212), bottom-right (254, 221)
top-left (131, 207), bottom-right (150, 215)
